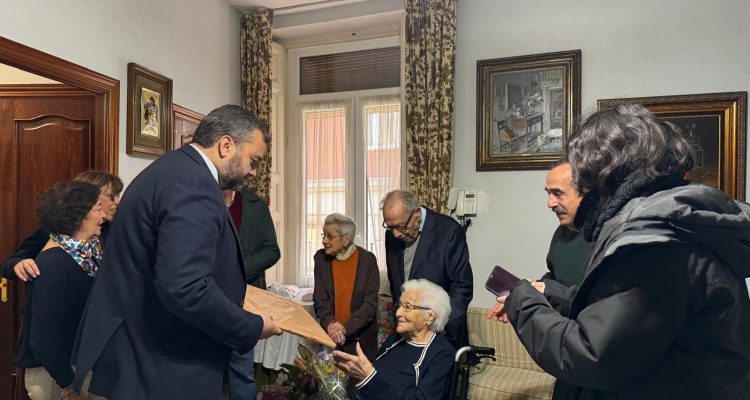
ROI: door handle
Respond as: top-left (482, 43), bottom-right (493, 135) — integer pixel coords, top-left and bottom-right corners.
top-left (1, 278), bottom-right (7, 303)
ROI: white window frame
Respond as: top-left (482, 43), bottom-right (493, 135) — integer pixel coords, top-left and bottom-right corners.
top-left (286, 36), bottom-right (403, 287)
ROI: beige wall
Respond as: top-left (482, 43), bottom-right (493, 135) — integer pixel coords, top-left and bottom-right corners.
top-left (0, 0), bottom-right (242, 186)
top-left (0, 64), bottom-right (59, 84)
top-left (453, 0), bottom-right (750, 306)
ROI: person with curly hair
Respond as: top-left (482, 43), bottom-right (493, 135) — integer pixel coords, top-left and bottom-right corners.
top-left (0, 171), bottom-right (122, 282)
top-left (14, 180), bottom-right (106, 400)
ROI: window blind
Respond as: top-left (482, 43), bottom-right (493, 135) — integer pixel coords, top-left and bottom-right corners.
top-left (300, 46), bottom-right (401, 95)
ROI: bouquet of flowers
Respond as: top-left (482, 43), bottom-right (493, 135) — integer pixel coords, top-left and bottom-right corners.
top-left (258, 383), bottom-right (292, 400)
top-left (279, 343), bottom-right (348, 400)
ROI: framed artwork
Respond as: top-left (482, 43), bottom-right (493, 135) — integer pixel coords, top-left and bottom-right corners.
top-left (476, 50), bottom-right (581, 170)
top-left (126, 63), bottom-right (173, 157)
top-left (172, 103), bottom-right (204, 150)
top-left (598, 92), bottom-right (747, 200)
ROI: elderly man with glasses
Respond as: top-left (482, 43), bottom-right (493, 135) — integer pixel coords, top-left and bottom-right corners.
top-left (380, 190), bottom-right (473, 349)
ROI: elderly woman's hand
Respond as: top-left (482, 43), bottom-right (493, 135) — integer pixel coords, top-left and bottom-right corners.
top-left (333, 342), bottom-right (374, 380)
top-left (327, 321), bottom-right (347, 345)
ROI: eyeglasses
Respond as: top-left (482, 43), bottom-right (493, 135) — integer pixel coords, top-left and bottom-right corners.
top-left (396, 301), bottom-right (431, 312)
top-left (382, 208), bottom-right (418, 232)
top-left (100, 193), bottom-right (118, 202)
top-left (320, 232), bottom-right (340, 240)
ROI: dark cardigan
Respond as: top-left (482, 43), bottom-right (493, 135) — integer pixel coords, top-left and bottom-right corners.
top-left (14, 247), bottom-right (94, 387)
top-left (313, 246), bottom-right (380, 359)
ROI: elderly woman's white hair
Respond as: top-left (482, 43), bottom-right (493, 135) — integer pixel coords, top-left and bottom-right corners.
top-left (324, 213), bottom-right (356, 240)
top-left (401, 279), bottom-right (451, 333)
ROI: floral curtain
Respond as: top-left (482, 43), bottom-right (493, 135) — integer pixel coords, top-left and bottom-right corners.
top-left (404, 0), bottom-right (456, 215)
top-left (240, 10), bottom-right (273, 203)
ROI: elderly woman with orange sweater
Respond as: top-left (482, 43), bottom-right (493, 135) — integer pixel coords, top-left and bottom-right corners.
top-left (313, 213), bottom-right (380, 359)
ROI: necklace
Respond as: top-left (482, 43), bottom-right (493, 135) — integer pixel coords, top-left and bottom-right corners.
top-left (224, 191), bottom-right (236, 208)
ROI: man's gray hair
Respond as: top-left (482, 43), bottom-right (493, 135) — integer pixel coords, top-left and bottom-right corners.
top-left (568, 103), bottom-right (693, 200)
top-left (191, 104), bottom-right (270, 147)
top-left (380, 189), bottom-right (420, 213)
top-left (402, 279), bottom-right (451, 333)
top-left (324, 213), bottom-right (356, 240)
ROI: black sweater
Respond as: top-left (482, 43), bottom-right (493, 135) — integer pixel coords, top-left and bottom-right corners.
top-left (14, 247), bottom-right (94, 387)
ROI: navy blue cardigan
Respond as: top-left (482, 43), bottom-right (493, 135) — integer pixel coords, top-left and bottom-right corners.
top-left (349, 332), bottom-right (454, 400)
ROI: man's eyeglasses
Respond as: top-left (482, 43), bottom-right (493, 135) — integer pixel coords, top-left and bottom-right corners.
top-left (382, 207), bottom-right (418, 232)
top-left (396, 301), bottom-right (431, 312)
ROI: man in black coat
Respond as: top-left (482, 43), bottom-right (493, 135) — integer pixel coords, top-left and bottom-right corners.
top-left (381, 190), bottom-right (473, 349)
top-left (72, 105), bottom-right (281, 399)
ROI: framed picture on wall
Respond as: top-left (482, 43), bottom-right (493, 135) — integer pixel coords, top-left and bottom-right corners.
top-left (126, 63), bottom-right (173, 157)
top-left (476, 50), bottom-right (581, 170)
top-left (598, 92), bottom-right (747, 200)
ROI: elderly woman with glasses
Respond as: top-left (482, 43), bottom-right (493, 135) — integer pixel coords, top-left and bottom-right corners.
top-left (334, 279), bottom-right (455, 400)
top-left (313, 213), bottom-right (380, 360)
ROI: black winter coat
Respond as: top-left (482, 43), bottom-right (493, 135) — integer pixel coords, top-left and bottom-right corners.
top-left (506, 184), bottom-right (750, 400)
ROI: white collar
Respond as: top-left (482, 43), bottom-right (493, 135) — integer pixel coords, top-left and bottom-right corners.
top-left (418, 206), bottom-right (427, 232)
top-left (190, 143), bottom-right (219, 183)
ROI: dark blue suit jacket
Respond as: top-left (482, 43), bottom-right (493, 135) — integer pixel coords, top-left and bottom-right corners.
top-left (385, 208), bottom-right (473, 348)
top-left (72, 145), bottom-right (264, 399)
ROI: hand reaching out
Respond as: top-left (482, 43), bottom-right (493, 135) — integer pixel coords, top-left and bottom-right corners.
top-left (333, 342), bottom-right (373, 380)
top-left (487, 295), bottom-right (509, 323)
top-left (487, 280), bottom-right (545, 323)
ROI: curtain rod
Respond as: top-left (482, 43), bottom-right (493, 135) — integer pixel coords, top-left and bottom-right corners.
top-left (245, 0), bottom-right (350, 14)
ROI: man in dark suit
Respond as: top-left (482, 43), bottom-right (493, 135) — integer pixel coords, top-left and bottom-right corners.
top-left (381, 190), bottom-right (473, 349)
top-left (72, 105), bottom-right (281, 399)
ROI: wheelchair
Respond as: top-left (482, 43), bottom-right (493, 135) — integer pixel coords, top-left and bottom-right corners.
top-left (449, 345), bottom-right (496, 400)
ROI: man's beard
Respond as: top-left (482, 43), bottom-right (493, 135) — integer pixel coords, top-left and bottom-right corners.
top-left (219, 153), bottom-right (246, 191)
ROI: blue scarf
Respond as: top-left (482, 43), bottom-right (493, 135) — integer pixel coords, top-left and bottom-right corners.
top-left (50, 233), bottom-right (102, 277)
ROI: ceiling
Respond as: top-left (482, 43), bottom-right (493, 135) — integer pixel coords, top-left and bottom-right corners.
top-left (228, 0), bottom-right (403, 43)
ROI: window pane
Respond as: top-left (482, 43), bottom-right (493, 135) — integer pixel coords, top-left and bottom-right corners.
top-left (364, 102), bottom-right (401, 271)
top-left (305, 107), bottom-right (347, 278)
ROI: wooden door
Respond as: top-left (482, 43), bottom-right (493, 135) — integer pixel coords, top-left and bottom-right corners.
top-left (0, 84), bottom-right (95, 398)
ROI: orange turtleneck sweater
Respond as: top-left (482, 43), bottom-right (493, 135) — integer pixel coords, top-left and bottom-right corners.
top-left (332, 248), bottom-right (359, 325)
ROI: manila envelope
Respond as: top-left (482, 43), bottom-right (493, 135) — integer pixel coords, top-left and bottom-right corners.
top-left (243, 285), bottom-right (335, 348)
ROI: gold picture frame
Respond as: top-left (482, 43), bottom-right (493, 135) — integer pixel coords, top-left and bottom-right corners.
top-left (598, 92), bottom-right (747, 200)
top-left (476, 50), bottom-right (581, 170)
top-left (126, 63), bottom-right (173, 157)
